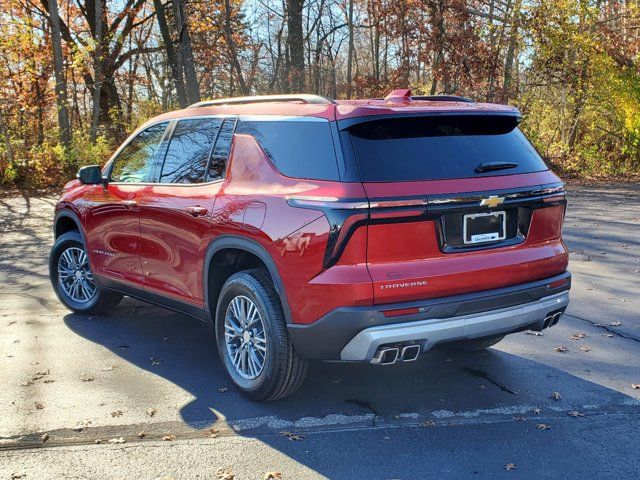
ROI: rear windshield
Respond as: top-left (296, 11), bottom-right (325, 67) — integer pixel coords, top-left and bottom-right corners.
top-left (347, 115), bottom-right (548, 182)
top-left (237, 119), bottom-right (339, 181)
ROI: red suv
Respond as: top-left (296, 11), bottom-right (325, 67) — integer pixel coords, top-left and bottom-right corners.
top-left (50, 90), bottom-right (570, 401)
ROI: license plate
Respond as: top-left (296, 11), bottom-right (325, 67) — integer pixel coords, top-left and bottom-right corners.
top-left (463, 211), bottom-right (506, 245)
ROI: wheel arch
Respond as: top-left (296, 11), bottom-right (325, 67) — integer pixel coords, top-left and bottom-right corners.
top-left (54, 209), bottom-right (86, 241)
top-left (203, 235), bottom-right (292, 325)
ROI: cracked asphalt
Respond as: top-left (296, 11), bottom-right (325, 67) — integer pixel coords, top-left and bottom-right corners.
top-left (1, 183), bottom-right (639, 479)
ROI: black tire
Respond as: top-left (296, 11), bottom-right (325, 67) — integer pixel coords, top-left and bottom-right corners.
top-left (453, 335), bottom-right (505, 351)
top-left (49, 231), bottom-right (122, 314)
top-left (215, 269), bottom-right (308, 401)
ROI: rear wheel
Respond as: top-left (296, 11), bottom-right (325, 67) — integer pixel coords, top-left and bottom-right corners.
top-left (453, 335), bottom-right (505, 351)
top-left (49, 231), bottom-right (122, 314)
top-left (215, 269), bottom-right (307, 401)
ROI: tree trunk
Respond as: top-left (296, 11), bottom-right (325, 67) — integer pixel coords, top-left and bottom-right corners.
top-left (503, 0), bottom-right (522, 102)
top-left (90, 0), bottom-right (103, 142)
top-left (48, 0), bottom-right (71, 149)
top-left (153, 0), bottom-right (187, 107)
top-left (346, 0), bottom-right (354, 98)
top-left (224, 0), bottom-right (249, 95)
top-left (286, 0), bottom-right (304, 92)
top-left (171, 0), bottom-right (200, 104)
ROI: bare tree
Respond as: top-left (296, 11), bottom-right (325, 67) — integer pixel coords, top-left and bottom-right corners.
top-left (171, 0), bottom-right (200, 104)
top-left (48, 0), bottom-right (71, 148)
top-left (286, 0), bottom-right (305, 91)
top-left (153, 0), bottom-right (187, 107)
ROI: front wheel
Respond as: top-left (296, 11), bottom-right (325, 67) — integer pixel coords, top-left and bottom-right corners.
top-left (49, 231), bottom-right (122, 314)
top-left (215, 269), bottom-right (307, 401)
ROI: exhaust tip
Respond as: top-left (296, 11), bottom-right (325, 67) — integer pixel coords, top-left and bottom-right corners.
top-left (371, 347), bottom-right (400, 365)
top-left (401, 344), bottom-right (421, 362)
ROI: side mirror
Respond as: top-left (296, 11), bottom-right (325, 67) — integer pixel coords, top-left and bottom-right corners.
top-left (77, 165), bottom-right (102, 185)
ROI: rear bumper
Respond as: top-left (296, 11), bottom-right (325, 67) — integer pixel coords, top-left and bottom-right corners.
top-left (341, 291), bottom-right (568, 361)
top-left (287, 271), bottom-right (571, 360)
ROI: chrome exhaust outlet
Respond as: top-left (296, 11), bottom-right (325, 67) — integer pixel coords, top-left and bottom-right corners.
top-left (401, 344), bottom-right (421, 362)
top-left (370, 347), bottom-right (400, 365)
top-left (551, 312), bottom-right (563, 325)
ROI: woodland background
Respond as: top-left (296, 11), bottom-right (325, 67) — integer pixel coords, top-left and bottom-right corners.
top-left (1, 0), bottom-right (640, 190)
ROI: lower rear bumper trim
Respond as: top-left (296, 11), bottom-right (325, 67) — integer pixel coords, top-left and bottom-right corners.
top-left (340, 291), bottom-right (569, 361)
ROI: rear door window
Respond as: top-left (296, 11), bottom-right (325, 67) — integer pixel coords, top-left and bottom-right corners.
top-left (110, 122), bottom-right (168, 183)
top-left (237, 119), bottom-right (339, 181)
top-left (159, 118), bottom-right (222, 184)
top-left (347, 115), bottom-right (548, 182)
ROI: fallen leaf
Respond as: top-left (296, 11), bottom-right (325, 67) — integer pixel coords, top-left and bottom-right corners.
top-left (504, 463), bottom-right (517, 471)
top-left (567, 411), bottom-right (584, 418)
top-left (579, 345), bottom-right (591, 352)
top-left (554, 345), bottom-right (569, 353)
top-left (10, 474), bottom-right (25, 479)
top-left (209, 428), bottom-right (220, 438)
top-left (536, 423), bottom-right (551, 430)
top-left (116, 345), bottom-right (130, 350)
top-left (95, 439), bottom-right (103, 444)
top-left (110, 410), bottom-right (123, 417)
top-left (108, 437), bottom-right (126, 444)
top-left (101, 365), bottom-right (115, 372)
top-left (218, 387), bottom-right (229, 393)
top-left (35, 402), bottom-right (44, 410)
top-left (73, 421), bottom-right (91, 432)
top-left (610, 321), bottom-right (622, 327)
top-left (631, 384), bottom-right (640, 389)
top-left (150, 357), bottom-right (161, 366)
top-left (525, 330), bottom-right (543, 336)
top-left (215, 468), bottom-right (234, 480)
top-left (512, 416), bottom-right (526, 421)
top-left (137, 430), bottom-right (146, 439)
top-left (43, 379), bottom-right (55, 383)
top-left (477, 384), bottom-right (486, 390)
top-left (280, 431), bottom-right (305, 441)
top-left (146, 408), bottom-right (157, 417)
top-left (263, 472), bottom-right (282, 480)
top-left (533, 407), bottom-right (542, 414)
top-left (162, 434), bottom-right (176, 441)
top-left (551, 391), bottom-right (562, 401)
top-left (602, 333), bottom-right (614, 338)
top-left (421, 420), bottom-right (436, 427)
top-left (41, 433), bottom-right (49, 443)
top-left (569, 332), bottom-right (586, 340)
top-left (80, 374), bottom-right (95, 382)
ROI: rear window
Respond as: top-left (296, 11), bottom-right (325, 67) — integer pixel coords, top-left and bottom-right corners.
top-left (347, 115), bottom-right (548, 182)
top-left (237, 119), bottom-right (339, 181)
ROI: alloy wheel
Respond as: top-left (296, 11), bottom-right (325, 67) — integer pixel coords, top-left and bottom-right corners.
top-left (224, 295), bottom-right (267, 380)
top-left (57, 246), bottom-right (97, 304)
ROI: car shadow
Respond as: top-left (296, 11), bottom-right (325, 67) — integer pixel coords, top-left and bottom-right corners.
top-left (63, 298), bottom-right (637, 433)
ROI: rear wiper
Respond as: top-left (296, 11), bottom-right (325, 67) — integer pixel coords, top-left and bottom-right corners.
top-left (474, 161), bottom-right (519, 174)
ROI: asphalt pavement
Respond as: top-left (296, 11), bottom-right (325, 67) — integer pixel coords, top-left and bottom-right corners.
top-left (0, 183), bottom-right (639, 479)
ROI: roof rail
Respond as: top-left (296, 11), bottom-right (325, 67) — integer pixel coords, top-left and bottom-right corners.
top-left (189, 94), bottom-right (336, 108)
top-left (411, 95), bottom-right (474, 103)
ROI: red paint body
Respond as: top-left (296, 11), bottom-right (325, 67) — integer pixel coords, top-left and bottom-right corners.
top-left (55, 97), bottom-right (569, 328)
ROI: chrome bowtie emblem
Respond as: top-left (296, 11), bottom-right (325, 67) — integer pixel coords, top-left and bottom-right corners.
top-left (480, 195), bottom-right (505, 208)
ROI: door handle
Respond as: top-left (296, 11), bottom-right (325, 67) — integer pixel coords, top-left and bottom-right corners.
top-left (186, 206), bottom-right (208, 217)
top-left (122, 200), bottom-right (137, 208)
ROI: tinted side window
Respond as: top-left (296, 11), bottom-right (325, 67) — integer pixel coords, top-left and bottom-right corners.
top-left (207, 118), bottom-right (235, 181)
top-left (236, 120), bottom-right (339, 181)
top-left (348, 115), bottom-right (548, 181)
top-left (111, 123), bottom-right (167, 183)
top-left (159, 118), bottom-right (222, 184)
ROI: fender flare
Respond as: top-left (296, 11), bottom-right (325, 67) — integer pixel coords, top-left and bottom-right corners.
top-left (53, 209), bottom-right (87, 242)
top-left (203, 235), bottom-right (292, 324)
